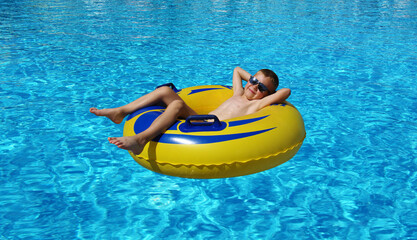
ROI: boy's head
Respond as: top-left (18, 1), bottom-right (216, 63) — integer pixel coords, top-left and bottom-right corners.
top-left (259, 69), bottom-right (279, 90)
top-left (244, 69), bottom-right (279, 100)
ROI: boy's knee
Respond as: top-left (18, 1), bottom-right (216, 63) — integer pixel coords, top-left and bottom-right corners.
top-left (157, 86), bottom-right (175, 95)
top-left (170, 99), bottom-right (186, 110)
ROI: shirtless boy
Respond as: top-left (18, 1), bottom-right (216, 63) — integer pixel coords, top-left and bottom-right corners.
top-left (90, 67), bottom-right (291, 155)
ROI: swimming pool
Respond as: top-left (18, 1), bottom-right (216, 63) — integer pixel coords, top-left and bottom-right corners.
top-left (1, 0), bottom-right (416, 239)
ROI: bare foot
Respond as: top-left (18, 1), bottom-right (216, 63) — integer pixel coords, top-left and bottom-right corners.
top-left (108, 136), bottom-right (147, 155)
top-left (90, 107), bottom-right (126, 124)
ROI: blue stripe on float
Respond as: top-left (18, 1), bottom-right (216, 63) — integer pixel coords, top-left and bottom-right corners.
top-left (133, 109), bottom-right (179, 134)
top-left (127, 106), bottom-right (165, 121)
top-left (220, 85), bottom-right (233, 89)
top-left (154, 128), bottom-right (275, 144)
top-left (228, 115), bottom-right (269, 127)
top-left (188, 88), bottom-right (224, 95)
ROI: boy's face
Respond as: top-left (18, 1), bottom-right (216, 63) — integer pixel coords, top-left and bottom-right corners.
top-left (244, 72), bottom-right (275, 100)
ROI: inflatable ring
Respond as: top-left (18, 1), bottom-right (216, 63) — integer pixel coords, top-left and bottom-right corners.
top-left (123, 84), bottom-right (306, 178)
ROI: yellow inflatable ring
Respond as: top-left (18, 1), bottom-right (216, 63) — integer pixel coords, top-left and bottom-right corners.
top-left (123, 84), bottom-right (306, 178)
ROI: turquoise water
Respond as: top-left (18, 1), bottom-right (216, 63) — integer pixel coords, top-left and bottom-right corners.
top-left (1, 0), bottom-right (416, 239)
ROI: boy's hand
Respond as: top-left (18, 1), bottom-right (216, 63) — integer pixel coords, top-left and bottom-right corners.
top-left (232, 67), bottom-right (251, 95)
top-left (258, 88), bottom-right (291, 109)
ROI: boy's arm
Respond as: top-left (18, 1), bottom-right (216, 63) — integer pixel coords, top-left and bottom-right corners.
top-left (258, 88), bottom-right (292, 109)
top-left (232, 67), bottom-right (251, 96)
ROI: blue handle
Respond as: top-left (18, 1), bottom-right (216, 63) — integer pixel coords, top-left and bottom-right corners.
top-left (185, 115), bottom-right (221, 127)
top-left (179, 115), bottom-right (226, 132)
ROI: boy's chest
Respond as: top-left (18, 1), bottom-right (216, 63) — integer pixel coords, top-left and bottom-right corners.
top-left (222, 96), bottom-right (259, 113)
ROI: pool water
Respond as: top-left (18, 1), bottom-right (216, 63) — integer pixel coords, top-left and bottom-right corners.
top-left (1, 0), bottom-right (416, 239)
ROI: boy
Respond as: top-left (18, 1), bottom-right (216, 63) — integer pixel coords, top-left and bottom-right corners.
top-left (90, 67), bottom-right (291, 155)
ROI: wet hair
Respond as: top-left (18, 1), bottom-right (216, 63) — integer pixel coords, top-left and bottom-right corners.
top-left (259, 69), bottom-right (279, 89)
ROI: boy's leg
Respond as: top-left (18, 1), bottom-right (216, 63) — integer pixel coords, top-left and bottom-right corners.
top-left (118, 86), bottom-right (185, 114)
top-left (108, 98), bottom-right (195, 155)
top-left (90, 86), bottom-right (194, 124)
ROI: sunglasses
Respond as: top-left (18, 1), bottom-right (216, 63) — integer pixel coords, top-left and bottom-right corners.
top-left (249, 76), bottom-right (270, 93)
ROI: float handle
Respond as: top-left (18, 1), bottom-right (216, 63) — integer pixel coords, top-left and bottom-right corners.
top-left (185, 115), bottom-right (222, 127)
